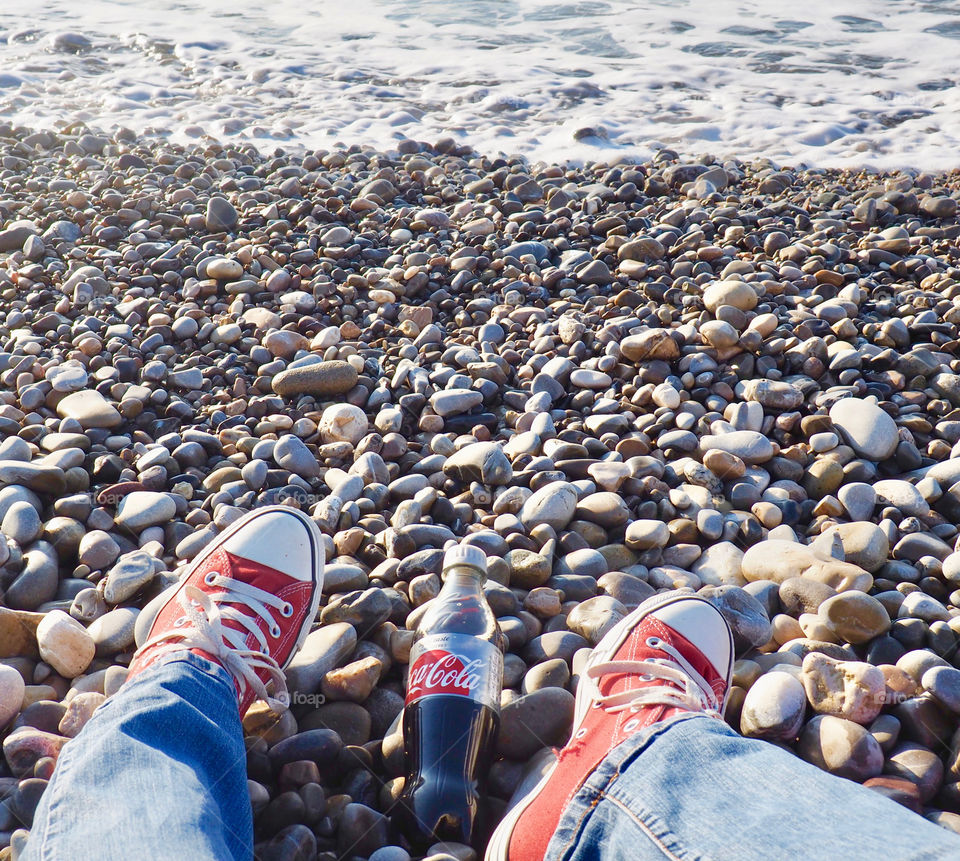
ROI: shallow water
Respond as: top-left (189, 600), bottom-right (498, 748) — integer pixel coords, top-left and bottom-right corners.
top-left (1, 0), bottom-right (959, 168)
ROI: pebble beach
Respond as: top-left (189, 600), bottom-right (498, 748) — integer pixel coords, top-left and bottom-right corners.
top-left (0, 123), bottom-right (954, 859)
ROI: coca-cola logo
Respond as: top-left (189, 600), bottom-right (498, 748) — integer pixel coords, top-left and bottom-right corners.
top-left (407, 649), bottom-right (486, 701)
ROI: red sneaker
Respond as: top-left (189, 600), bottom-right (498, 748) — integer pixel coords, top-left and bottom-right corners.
top-left (485, 592), bottom-right (734, 861)
top-left (127, 505), bottom-right (324, 717)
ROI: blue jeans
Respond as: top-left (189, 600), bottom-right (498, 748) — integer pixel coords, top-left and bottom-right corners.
top-left (547, 713), bottom-right (960, 861)
top-left (24, 653), bottom-right (251, 861)
top-left (22, 657), bottom-right (960, 860)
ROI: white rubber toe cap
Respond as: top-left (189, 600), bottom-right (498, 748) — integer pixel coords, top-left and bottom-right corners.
top-left (653, 598), bottom-right (733, 679)
top-left (222, 508), bottom-right (323, 582)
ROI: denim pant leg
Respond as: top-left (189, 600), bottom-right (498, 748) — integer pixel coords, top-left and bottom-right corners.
top-left (547, 714), bottom-right (960, 861)
top-left (23, 652), bottom-right (252, 861)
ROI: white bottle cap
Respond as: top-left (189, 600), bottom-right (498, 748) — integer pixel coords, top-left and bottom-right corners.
top-left (443, 543), bottom-right (487, 573)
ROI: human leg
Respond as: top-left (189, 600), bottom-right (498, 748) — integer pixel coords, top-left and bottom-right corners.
top-left (546, 713), bottom-right (960, 861)
top-left (22, 505), bottom-right (324, 860)
top-left (23, 653), bottom-right (251, 861)
top-left (487, 593), bottom-right (960, 861)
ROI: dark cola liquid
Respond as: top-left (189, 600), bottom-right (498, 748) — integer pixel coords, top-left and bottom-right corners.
top-left (397, 695), bottom-right (499, 848)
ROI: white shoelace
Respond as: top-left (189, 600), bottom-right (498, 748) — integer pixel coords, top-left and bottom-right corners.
top-left (584, 636), bottom-right (722, 718)
top-left (135, 573), bottom-right (292, 712)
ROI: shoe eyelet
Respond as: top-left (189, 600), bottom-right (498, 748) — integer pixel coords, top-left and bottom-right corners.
top-left (574, 728), bottom-right (587, 739)
top-left (204, 572), bottom-right (218, 585)
top-left (263, 645), bottom-right (270, 656)
top-left (623, 719), bottom-right (639, 733)
top-left (173, 616), bottom-right (187, 627)
top-left (646, 637), bottom-right (661, 649)
top-left (591, 701), bottom-right (601, 709)
top-left (280, 602), bottom-right (293, 618)
top-left (270, 625), bottom-right (281, 638)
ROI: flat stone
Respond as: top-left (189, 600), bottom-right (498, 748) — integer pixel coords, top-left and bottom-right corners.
top-left (505, 550), bottom-right (552, 589)
top-left (828, 397), bottom-right (898, 461)
top-left (321, 589), bottom-right (392, 633)
top-left (814, 522), bottom-right (889, 573)
top-left (103, 551), bottom-right (159, 604)
top-left (797, 715), bottom-right (884, 781)
top-left (699, 431), bottom-right (774, 464)
top-left (114, 491), bottom-right (177, 531)
top-left (0, 609), bottom-right (42, 659)
top-left (274, 434), bottom-right (320, 479)
top-left (700, 585), bottom-right (772, 649)
top-left (838, 483), bottom-right (877, 521)
top-left (0, 220), bottom-right (38, 252)
top-left (167, 369), bottom-right (204, 390)
top-left (2, 728), bottom-right (68, 777)
top-left (873, 480), bottom-right (929, 517)
top-left (338, 803), bottom-right (389, 859)
top-left (46, 363), bottom-right (88, 393)
top-left (574, 492), bottom-right (630, 528)
top-left (77, 530), bottom-right (120, 570)
top-left (742, 540), bottom-right (873, 592)
top-left (87, 607), bottom-right (139, 656)
top-left (691, 542), bottom-right (745, 586)
top-left (885, 742), bottom-right (944, 803)
top-left (519, 481), bottom-right (578, 531)
top-left (565, 596), bottom-right (627, 646)
top-left (818, 592), bottom-right (891, 644)
top-left (318, 404), bottom-right (368, 445)
top-left (0, 463), bottom-right (66, 495)
top-left (272, 361), bottom-right (358, 397)
top-left (619, 329), bottom-right (679, 362)
top-left (56, 390), bottom-right (122, 428)
top-left (497, 688), bottom-right (575, 759)
top-left (430, 389), bottom-right (483, 417)
top-left (268, 728), bottom-right (342, 770)
top-left (298, 701), bottom-right (371, 746)
top-left (738, 379), bottom-right (803, 410)
top-left (321, 656), bottom-right (381, 703)
top-left (597, 572), bottom-right (655, 609)
top-left (624, 519), bottom-right (670, 550)
top-left (443, 442), bottom-right (513, 486)
top-left (285, 623), bottom-right (358, 696)
top-left (893, 532), bottom-right (953, 562)
top-left (205, 257), bottom-right (243, 280)
top-left (522, 631), bottom-right (589, 664)
top-left (2, 501), bottom-right (41, 545)
top-left (779, 578), bottom-right (836, 616)
top-left (703, 279), bottom-right (758, 312)
top-left (899, 591), bottom-right (951, 623)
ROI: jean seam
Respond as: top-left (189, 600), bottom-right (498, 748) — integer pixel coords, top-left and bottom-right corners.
top-left (603, 793), bottom-right (686, 861)
top-left (31, 725), bottom-right (78, 860)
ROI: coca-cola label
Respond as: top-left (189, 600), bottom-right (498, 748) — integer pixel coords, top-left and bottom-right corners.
top-left (406, 632), bottom-right (503, 712)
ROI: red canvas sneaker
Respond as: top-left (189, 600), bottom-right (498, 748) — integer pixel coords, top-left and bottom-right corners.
top-left (127, 505), bottom-right (324, 717)
top-left (485, 592), bottom-right (734, 861)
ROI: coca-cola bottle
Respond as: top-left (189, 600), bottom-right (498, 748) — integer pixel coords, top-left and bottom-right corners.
top-left (396, 543), bottom-right (504, 849)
